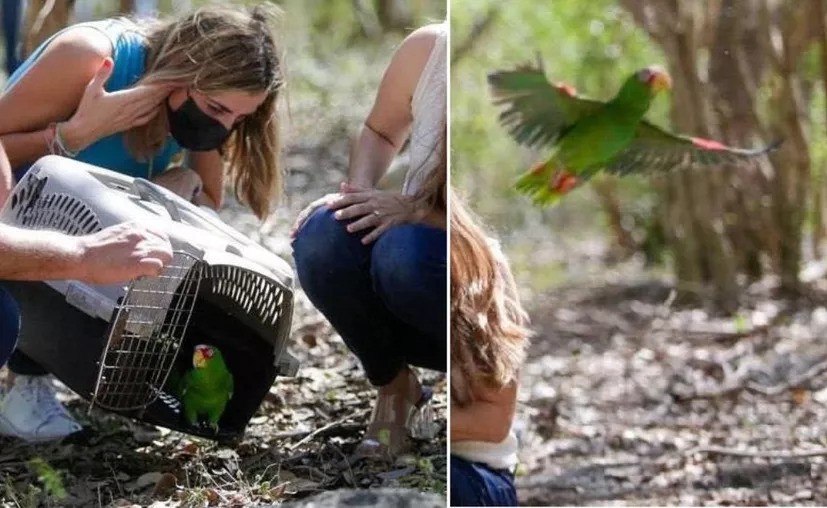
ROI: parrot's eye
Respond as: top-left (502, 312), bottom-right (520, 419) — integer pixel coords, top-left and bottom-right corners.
top-left (637, 69), bottom-right (652, 83)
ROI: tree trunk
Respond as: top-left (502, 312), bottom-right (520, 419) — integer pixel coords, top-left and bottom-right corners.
top-left (812, 0), bottom-right (827, 259)
top-left (619, 0), bottom-right (815, 310)
top-left (22, 0), bottom-right (74, 58)
top-left (374, 0), bottom-right (412, 33)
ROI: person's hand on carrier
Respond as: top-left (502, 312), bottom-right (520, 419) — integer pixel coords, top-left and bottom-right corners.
top-left (73, 222), bottom-right (173, 284)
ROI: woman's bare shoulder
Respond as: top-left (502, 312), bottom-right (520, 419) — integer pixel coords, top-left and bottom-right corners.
top-left (41, 23), bottom-right (113, 63)
top-left (398, 22), bottom-right (446, 58)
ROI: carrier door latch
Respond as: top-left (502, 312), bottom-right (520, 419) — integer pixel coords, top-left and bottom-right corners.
top-left (276, 352), bottom-right (299, 377)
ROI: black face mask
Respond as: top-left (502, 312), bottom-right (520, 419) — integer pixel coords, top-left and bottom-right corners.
top-left (166, 93), bottom-right (231, 151)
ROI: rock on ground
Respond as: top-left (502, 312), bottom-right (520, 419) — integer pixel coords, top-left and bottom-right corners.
top-left (280, 488), bottom-right (446, 508)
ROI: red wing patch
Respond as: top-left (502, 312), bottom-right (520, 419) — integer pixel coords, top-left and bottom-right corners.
top-left (554, 82), bottom-right (577, 97)
top-left (551, 170), bottom-right (578, 193)
top-left (692, 137), bottom-right (727, 151)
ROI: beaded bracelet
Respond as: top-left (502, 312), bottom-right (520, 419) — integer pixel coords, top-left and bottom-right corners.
top-left (54, 122), bottom-right (79, 158)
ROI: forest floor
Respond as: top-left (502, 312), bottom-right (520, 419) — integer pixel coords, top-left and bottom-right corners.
top-left (0, 120), bottom-right (446, 508)
top-left (513, 242), bottom-right (827, 506)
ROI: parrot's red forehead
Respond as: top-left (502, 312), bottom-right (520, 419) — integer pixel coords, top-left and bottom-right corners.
top-left (195, 345), bottom-right (214, 359)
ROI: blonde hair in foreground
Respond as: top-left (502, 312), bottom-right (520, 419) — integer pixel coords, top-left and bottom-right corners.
top-left (125, 3), bottom-right (284, 219)
top-left (450, 193), bottom-right (531, 406)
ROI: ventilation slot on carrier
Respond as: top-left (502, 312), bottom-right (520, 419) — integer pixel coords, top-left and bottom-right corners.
top-left (205, 265), bottom-right (287, 327)
top-left (14, 187), bottom-right (102, 236)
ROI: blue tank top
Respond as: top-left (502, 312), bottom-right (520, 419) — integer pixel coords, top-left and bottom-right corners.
top-left (6, 19), bottom-right (182, 179)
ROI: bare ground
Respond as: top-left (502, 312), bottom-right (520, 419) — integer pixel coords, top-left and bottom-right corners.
top-left (515, 259), bottom-right (827, 506)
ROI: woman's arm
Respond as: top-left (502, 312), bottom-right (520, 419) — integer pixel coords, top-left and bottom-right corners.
top-left (0, 28), bottom-right (111, 167)
top-left (189, 150), bottom-right (223, 209)
top-left (414, 205), bottom-right (446, 230)
top-left (0, 26), bottom-right (171, 168)
top-left (348, 24), bottom-right (440, 188)
top-left (451, 381), bottom-right (518, 443)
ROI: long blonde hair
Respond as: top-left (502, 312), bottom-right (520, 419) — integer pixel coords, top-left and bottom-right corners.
top-left (126, 4), bottom-right (284, 219)
top-left (411, 126), bottom-right (446, 213)
top-left (450, 192), bottom-right (531, 406)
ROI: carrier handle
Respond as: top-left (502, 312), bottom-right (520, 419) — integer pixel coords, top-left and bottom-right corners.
top-left (132, 178), bottom-right (182, 222)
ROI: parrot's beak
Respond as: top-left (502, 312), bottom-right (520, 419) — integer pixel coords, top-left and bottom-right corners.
top-left (650, 70), bottom-right (672, 93)
top-left (193, 350), bottom-right (206, 368)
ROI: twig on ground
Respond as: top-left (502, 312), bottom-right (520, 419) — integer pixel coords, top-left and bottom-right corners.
top-left (746, 356), bottom-right (827, 395)
top-left (660, 311), bottom-right (787, 342)
top-left (685, 446), bottom-right (827, 459)
top-left (675, 354), bottom-right (827, 402)
top-left (328, 443), bottom-right (356, 486)
top-left (288, 409), bottom-right (370, 451)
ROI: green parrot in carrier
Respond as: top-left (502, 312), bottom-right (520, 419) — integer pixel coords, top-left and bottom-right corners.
top-left (178, 344), bottom-right (234, 433)
top-left (488, 62), bottom-right (780, 205)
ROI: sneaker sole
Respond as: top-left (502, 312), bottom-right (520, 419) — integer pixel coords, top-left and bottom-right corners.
top-left (0, 411), bottom-right (78, 443)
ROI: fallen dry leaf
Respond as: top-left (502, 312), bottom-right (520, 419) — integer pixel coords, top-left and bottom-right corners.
top-left (152, 472), bottom-right (178, 499)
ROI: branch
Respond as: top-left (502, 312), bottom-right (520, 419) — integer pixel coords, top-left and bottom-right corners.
top-left (686, 446), bottom-right (827, 459)
top-left (451, 6), bottom-right (500, 65)
top-left (288, 408), bottom-right (370, 451)
top-left (674, 354), bottom-right (827, 402)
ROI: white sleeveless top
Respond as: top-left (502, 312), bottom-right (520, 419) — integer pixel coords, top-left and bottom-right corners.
top-left (452, 431), bottom-right (519, 471)
top-left (402, 23), bottom-right (447, 196)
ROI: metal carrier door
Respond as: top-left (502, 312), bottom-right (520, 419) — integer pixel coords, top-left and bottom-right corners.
top-left (90, 251), bottom-right (203, 412)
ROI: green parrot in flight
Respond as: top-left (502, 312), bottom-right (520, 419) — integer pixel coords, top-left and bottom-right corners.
top-left (488, 63), bottom-right (780, 205)
top-left (179, 344), bottom-right (234, 434)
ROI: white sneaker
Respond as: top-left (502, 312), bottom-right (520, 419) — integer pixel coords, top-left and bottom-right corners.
top-left (0, 376), bottom-right (82, 442)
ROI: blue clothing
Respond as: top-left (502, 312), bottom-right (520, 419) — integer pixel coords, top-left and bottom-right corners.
top-left (292, 207), bottom-right (446, 385)
top-left (0, 286), bottom-right (19, 368)
top-left (451, 455), bottom-right (518, 506)
top-left (2, 0), bottom-right (21, 76)
top-left (6, 19), bottom-right (181, 179)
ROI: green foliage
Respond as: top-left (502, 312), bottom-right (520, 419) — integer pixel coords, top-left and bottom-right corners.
top-left (28, 457), bottom-right (67, 502)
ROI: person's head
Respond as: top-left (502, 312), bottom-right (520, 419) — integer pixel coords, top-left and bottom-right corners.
top-left (127, 3), bottom-right (285, 219)
top-left (450, 192), bottom-right (531, 406)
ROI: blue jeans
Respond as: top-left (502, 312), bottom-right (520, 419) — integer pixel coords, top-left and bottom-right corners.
top-left (451, 455), bottom-right (518, 506)
top-left (0, 286), bottom-right (20, 369)
top-left (292, 206), bottom-right (446, 385)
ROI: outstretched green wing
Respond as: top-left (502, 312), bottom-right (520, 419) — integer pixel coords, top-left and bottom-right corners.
top-left (488, 64), bottom-right (605, 149)
top-left (604, 121), bottom-right (781, 176)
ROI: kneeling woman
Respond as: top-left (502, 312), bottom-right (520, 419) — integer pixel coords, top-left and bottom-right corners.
top-left (450, 195), bottom-right (532, 506)
top-left (292, 24), bottom-right (447, 460)
top-left (0, 4), bottom-right (284, 442)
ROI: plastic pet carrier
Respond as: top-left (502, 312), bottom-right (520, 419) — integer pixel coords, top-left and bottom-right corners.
top-left (0, 156), bottom-right (298, 442)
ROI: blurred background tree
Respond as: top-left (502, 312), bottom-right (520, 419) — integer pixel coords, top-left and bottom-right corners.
top-left (452, 0), bottom-right (827, 313)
